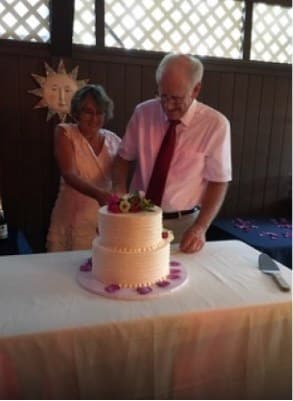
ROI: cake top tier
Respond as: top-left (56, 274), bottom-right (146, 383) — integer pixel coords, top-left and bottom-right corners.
top-left (107, 191), bottom-right (156, 213)
top-left (98, 192), bottom-right (163, 250)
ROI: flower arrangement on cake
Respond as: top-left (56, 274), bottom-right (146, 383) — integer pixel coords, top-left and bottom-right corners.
top-left (107, 190), bottom-right (155, 213)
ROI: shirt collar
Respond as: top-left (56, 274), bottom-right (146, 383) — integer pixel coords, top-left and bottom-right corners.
top-left (161, 99), bottom-right (198, 127)
top-left (180, 99), bottom-right (197, 127)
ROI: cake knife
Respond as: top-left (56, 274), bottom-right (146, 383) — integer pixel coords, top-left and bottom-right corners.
top-left (258, 253), bottom-right (291, 291)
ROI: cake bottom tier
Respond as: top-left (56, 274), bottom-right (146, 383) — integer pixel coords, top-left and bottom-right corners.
top-left (92, 238), bottom-right (171, 288)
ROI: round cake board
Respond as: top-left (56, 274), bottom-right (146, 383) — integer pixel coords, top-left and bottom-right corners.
top-left (76, 260), bottom-right (188, 300)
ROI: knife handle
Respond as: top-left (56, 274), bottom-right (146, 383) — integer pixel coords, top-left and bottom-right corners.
top-left (271, 272), bottom-right (291, 292)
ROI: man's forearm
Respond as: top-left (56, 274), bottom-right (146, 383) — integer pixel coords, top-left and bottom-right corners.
top-left (194, 181), bottom-right (229, 231)
top-left (112, 155), bottom-right (131, 194)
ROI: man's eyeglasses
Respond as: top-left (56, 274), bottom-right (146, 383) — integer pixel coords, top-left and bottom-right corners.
top-left (155, 92), bottom-right (187, 105)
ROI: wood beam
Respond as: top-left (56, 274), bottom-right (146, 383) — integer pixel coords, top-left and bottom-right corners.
top-left (50, 0), bottom-right (74, 57)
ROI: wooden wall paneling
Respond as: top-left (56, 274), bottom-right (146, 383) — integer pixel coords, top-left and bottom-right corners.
top-left (237, 75), bottom-right (262, 215)
top-left (70, 57), bottom-right (90, 88)
top-left (105, 62), bottom-right (126, 137)
top-left (124, 64), bottom-right (142, 132)
top-left (277, 86), bottom-right (292, 210)
top-left (19, 55), bottom-right (51, 251)
top-left (228, 73), bottom-right (249, 216)
top-left (141, 65), bottom-right (156, 103)
top-left (217, 72), bottom-right (235, 120)
top-left (199, 71), bottom-right (220, 110)
top-left (263, 76), bottom-right (290, 213)
top-left (0, 53), bottom-right (21, 227)
top-left (88, 60), bottom-right (107, 87)
top-left (216, 72), bottom-right (235, 216)
top-left (250, 75), bottom-right (276, 214)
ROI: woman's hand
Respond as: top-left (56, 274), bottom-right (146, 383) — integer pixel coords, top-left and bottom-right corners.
top-left (179, 224), bottom-right (206, 253)
top-left (95, 189), bottom-right (112, 206)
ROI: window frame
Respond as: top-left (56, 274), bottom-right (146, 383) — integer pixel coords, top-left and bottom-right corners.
top-left (86, 0), bottom-right (293, 64)
top-left (0, 0), bottom-right (291, 65)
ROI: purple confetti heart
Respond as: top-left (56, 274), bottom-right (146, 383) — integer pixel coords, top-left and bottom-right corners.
top-left (168, 273), bottom-right (181, 280)
top-left (136, 286), bottom-right (153, 295)
top-left (80, 258), bottom-right (92, 271)
top-left (156, 280), bottom-right (171, 287)
top-left (170, 260), bottom-right (181, 266)
top-left (170, 268), bottom-right (181, 274)
top-left (105, 284), bottom-right (121, 293)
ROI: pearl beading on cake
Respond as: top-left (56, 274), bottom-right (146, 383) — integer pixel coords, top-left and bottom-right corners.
top-left (92, 205), bottom-right (173, 288)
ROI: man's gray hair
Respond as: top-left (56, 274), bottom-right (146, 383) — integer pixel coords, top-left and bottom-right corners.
top-left (155, 53), bottom-right (204, 86)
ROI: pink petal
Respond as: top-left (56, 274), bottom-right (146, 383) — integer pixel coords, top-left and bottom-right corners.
top-left (136, 286), bottom-right (153, 295)
top-left (105, 284), bottom-right (121, 293)
top-left (170, 260), bottom-right (181, 266)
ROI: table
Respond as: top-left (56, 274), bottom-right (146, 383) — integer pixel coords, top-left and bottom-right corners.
top-left (0, 241), bottom-right (291, 399)
top-left (211, 217), bottom-right (292, 268)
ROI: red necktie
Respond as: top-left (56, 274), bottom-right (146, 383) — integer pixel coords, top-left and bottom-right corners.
top-left (146, 120), bottom-right (180, 206)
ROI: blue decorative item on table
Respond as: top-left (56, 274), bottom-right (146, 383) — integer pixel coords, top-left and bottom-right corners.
top-left (210, 217), bottom-right (292, 268)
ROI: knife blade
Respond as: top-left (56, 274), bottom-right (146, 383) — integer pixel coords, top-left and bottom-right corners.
top-left (258, 253), bottom-right (291, 291)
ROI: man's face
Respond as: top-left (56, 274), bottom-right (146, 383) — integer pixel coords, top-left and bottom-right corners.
top-left (157, 69), bottom-right (200, 120)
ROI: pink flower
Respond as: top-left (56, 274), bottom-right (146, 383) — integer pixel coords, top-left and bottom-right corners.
top-left (108, 194), bottom-right (120, 204)
top-left (108, 203), bottom-right (121, 213)
top-left (129, 199), bottom-right (141, 212)
top-left (107, 191), bottom-right (155, 213)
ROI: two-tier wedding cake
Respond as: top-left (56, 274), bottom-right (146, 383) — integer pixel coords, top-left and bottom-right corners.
top-left (92, 192), bottom-right (173, 288)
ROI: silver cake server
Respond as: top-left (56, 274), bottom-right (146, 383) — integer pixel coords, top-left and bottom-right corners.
top-left (258, 253), bottom-right (291, 292)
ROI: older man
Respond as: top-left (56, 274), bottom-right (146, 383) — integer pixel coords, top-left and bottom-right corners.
top-left (112, 53), bottom-right (232, 253)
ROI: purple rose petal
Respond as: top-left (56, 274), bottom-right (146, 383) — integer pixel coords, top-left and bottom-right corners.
top-left (80, 258), bottom-right (92, 271)
top-left (105, 284), bottom-right (121, 293)
top-left (168, 273), bottom-right (181, 280)
top-left (170, 268), bottom-right (181, 274)
top-left (259, 231), bottom-right (282, 240)
top-left (156, 280), bottom-right (171, 287)
top-left (233, 218), bottom-right (258, 232)
top-left (136, 286), bottom-right (153, 295)
top-left (170, 260), bottom-right (181, 267)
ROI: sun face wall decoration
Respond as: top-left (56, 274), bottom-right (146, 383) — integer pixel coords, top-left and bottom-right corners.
top-left (28, 59), bottom-right (89, 122)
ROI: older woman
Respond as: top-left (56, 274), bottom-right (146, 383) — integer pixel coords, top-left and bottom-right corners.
top-left (46, 84), bottom-right (121, 251)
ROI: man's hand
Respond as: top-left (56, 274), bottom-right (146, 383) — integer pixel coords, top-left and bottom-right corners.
top-left (180, 224), bottom-right (206, 253)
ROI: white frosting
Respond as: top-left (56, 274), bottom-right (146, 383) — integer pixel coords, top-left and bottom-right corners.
top-left (98, 205), bottom-right (162, 249)
top-left (92, 206), bottom-right (173, 288)
top-left (92, 238), bottom-right (170, 288)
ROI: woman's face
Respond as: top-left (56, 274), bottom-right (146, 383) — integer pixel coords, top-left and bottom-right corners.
top-left (77, 95), bottom-right (105, 135)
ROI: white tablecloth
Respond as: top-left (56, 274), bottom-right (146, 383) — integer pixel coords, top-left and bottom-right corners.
top-left (0, 240), bottom-right (291, 399)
